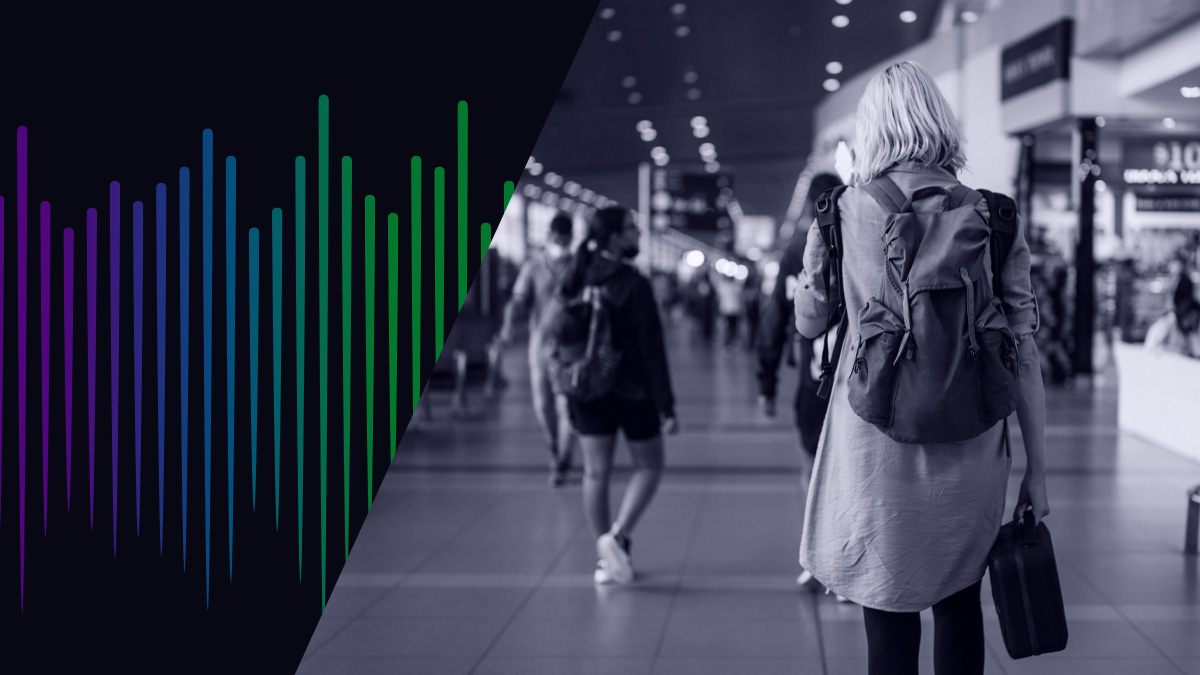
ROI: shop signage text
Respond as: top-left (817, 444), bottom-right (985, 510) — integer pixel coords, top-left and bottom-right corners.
top-left (1124, 139), bottom-right (1200, 185)
top-left (1001, 19), bottom-right (1072, 101)
top-left (1135, 195), bottom-right (1200, 212)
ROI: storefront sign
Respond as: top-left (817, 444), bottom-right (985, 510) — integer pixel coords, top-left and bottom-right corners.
top-left (1135, 194), bottom-right (1200, 212)
top-left (1123, 139), bottom-right (1200, 185)
top-left (1001, 19), bottom-right (1072, 101)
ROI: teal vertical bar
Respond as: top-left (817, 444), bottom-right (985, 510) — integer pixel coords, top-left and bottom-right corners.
top-left (225, 155), bottom-right (236, 581)
top-left (364, 196), bottom-right (375, 509)
top-left (272, 208), bottom-right (281, 529)
top-left (434, 168), bottom-right (444, 360)
top-left (411, 156), bottom-right (421, 413)
top-left (457, 101), bottom-right (467, 309)
top-left (248, 228), bottom-right (260, 513)
top-left (295, 156), bottom-right (306, 581)
top-left (340, 155), bottom-right (351, 560)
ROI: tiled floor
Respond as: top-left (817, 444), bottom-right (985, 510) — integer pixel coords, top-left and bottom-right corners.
top-left (299, 324), bottom-right (1200, 674)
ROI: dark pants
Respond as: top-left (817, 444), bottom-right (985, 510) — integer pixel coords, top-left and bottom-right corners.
top-left (862, 580), bottom-right (984, 675)
top-left (794, 338), bottom-right (827, 456)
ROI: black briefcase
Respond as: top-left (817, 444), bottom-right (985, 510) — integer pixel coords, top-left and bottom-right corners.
top-left (987, 510), bottom-right (1069, 659)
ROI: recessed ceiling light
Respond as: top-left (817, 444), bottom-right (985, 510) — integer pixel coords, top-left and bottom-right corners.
top-left (961, 10), bottom-right (979, 22)
top-left (676, 25), bottom-right (691, 37)
top-left (1182, 86), bottom-right (1200, 98)
top-left (832, 15), bottom-right (849, 27)
top-left (684, 70), bottom-right (700, 84)
top-left (1164, 117), bottom-right (1177, 129)
top-left (835, 0), bottom-right (852, 5)
top-left (607, 30), bottom-right (622, 42)
top-left (672, 3), bottom-right (687, 14)
top-left (705, 161), bottom-right (721, 173)
top-left (699, 142), bottom-right (716, 155)
top-left (600, 7), bottom-right (615, 19)
top-left (687, 88), bottom-right (702, 100)
top-left (529, 163), bottom-right (543, 176)
top-left (651, 146), bottom-right (668, 159)
top-left (690, 116), bottom-right (708, 129)
top-left (636, 120), bottom-right (653, 132)
top-left (655, 155), bottom-right (671, 167)
top-left (824, 78), bottom-right (841, 92)
top-left (826, 61), bottom-right (843, 75)
top-left (526, 156), bottom-right (536, 169)
top-left (622, 76), bottom-right (637, 88)
top-left (1096, 116), bottom-right (1106, 127)
top-left (628, 91), bottom-right (642, 104)
top-left (640, 128), bottom-right (658, 142)
top-left (900, 10), bottom-right (917, 23)
top-left (693, 126), bottom-right (710, 138)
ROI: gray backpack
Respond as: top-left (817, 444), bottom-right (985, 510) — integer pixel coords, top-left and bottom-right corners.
top-left (815, 176), bottom-right (1020, 444)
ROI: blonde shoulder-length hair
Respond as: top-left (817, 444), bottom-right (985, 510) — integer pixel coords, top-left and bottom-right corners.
top-left (852, 61), bottom-right (967, 184)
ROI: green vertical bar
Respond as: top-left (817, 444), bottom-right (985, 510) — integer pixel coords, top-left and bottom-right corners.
top-left (388, 213), bottom-right (398, 461)
top-left (411, 156), bottom-right (421, 413)
top-left (457, 101), bottom-right (467, 309)
top-left (318, 94), bottom-right (329, 611)
top-left (341, 155), bottom-right (351, 560)
top-left (295, 156), bottom-right (305, 581)
top-left (504, 181), bottom-right (515, 212)
top-left (434, 168), bottom-right (445, 360)
top-left (364, 196), bottom-right (375, 509)
top-left (482, 223), bottom-right (491, 264)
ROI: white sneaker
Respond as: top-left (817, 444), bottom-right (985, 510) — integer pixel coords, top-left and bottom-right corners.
top-left (796, 570), bottom-right (820, 591)
top-left (597, 533), bottom-right (633, 584)
top-left (594, 560), bottom-right (615, 585)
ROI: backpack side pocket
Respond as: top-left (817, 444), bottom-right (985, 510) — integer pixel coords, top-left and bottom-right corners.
top-left (847, 300), bottom-right (906, 427)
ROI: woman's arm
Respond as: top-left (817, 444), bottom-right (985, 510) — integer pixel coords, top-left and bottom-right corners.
top-left (1014, 335), bottom-right (1049, 524)
top-left (794, 221), bottom-right (833, 339)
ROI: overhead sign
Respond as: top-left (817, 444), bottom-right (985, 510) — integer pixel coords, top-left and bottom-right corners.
top-left (1001, 19), bottom-right (1073, 101)
top-left (1123, 138), bottom-right (1200, 185)
top-left (1135, 195), bottom-right (1200, 212)
top-left (650, 168), bottom-right (733, 247)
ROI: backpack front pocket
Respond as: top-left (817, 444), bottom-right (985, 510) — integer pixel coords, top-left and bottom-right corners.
top-left (848, 301), bottom-right (905, 427)
top-left (975, 298), bottom-right (1020, 424)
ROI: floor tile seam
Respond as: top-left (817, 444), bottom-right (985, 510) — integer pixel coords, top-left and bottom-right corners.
top-left (465, 526), bottom-right (588, 675)
top-left (306, 488), bottom-right (515, 658)
top-left (1059, 556), bottom-right (1191, 674)
top-left (651, 475), bottom-right (714, 667)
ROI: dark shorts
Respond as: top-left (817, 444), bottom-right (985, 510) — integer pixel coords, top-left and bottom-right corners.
top-left (569, 394), bottom-right (661, 441)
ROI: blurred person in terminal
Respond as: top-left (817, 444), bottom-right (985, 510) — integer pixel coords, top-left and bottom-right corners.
top-left (549, 205), bottom-right (678, 585)
top-left (715, 270), bottom-right (746, 348)
top-left (1144, 273), bottom-right (1200, 358)
top-left (756, 172), bottom-right (843, 594)
top-left (742, 266), bottom-right (763, 353)
top-left (499, 212), bottom-right (578, 486)
top-left (793, 61), bottom-right (1048, 675)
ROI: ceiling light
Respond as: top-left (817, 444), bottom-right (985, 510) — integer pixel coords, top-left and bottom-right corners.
top-left (529, 162), bottom-right (543, 176)
top-left (1095, 180), bottom-right (1107, 193)
top-left (651, 146), bottom-right (668, 159)
top-left (686, 250), bottom-right (705, 267)
top-left (699, 142), bottom-right (715, 155)
top-left (607, 30), bottom-right (622, 42)
top-left (676, 25), bottom-right (691, 37)
top-left (705, 161), bottom-right (721, 173)
top-left (684, 70), bottom-right (700, 84)
top-left (961, 10), bottom-right (979, 22)
top-left (672, 3), bottom-right (687, 14)
top-left (832, 15), bottom-right (849, 27)
top-left (1164, 117), bottom-right (1177, 129)
top-left (835, 0), bottom-right (852, 4)
top-left (640, 128), bottom-right (658, 142)
top-left (581, 189), bottom-right (595, 203)
top-left (693, 126), bottom-right (710, 139)
top-left (628, 92), bottom-right (642, 104)
top-left (622, 76), bottom-right (637, 88)
top-left (564, 181), bottom-right (581, 196)
top-left (1096, 116), bottom-right (1106, 127)
top-left (690, 116), bottom-right (708, 129)
top-left (522, 184), bottom-right (541, 199)
top-left (1182, 86), bottom-right (1200, 98)
top-left (526, 156), bottom-right (536, 169)
top-left (636, 120), bottom-right (653, 132)
top-left (824, 78), bottom-right (841, 92)
top-left (826, 61), bottom-right (843, 75)
top-left (687, 88), bottom-right (702, 100)
top-left (600, 7), bottom-right (615, 19)
top-left (900, 11), bottom-right (917, 23)
top-left (655, 155), bottom-right (670, 167)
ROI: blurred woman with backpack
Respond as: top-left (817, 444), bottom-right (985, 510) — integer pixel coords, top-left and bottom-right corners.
top-left (549, 206), bottom-right (678, 585)
top-left (792, 61), bottom-right (1049, 675)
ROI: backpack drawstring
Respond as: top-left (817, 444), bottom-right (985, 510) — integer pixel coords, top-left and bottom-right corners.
top-left (893, 280), bottom-right (915, 366)
top-left (960, 268), bottom-right (980, 360)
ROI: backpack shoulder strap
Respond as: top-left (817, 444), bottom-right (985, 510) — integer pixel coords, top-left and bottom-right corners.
top-left (977, 189), bottom-right (1017, 302)
top-left (860, 175), bottom-right (906, 213)
top-left (814, 185), bottom-right (849, 400)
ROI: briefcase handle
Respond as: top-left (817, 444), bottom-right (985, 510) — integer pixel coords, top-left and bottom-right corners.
top-left (1014, 508), bottom-right (1040, 548)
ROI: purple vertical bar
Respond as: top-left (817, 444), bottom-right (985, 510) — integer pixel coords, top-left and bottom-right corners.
top-left (88, 207), bottom-right (97, 530)
top-left (110, 181), bottom-right (120, 555)
top-left (64, 229), bottom-right (75, 512)
top-left (18, 126), bottom-right (28, 609)
top-left (133, 201), bottom-right (143, 537)
top-left (41, 201), bottom-right (50, 536)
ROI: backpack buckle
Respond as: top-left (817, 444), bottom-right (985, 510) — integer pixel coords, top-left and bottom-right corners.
top-left (999, 205), bottom-right (1015, 220)
top-left (816, 196), bottom-right (831, 213)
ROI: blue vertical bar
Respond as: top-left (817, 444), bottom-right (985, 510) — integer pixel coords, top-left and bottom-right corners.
top-left (249, 229), bottom-right (260, 513)
top-left (180, 168), bottom-right (190, 569)
top-left (202, 129), bottom-right (213, 607)
top-left (272, 208), bottom-right (281, 529)
top-left (157, 183), bottom-right (166, 554)
top-left (225, 155), bottom-right (236, 581)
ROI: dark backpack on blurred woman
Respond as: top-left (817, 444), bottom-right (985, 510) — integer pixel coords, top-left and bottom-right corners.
top-left (545, 285), bottom-right (622, 401)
